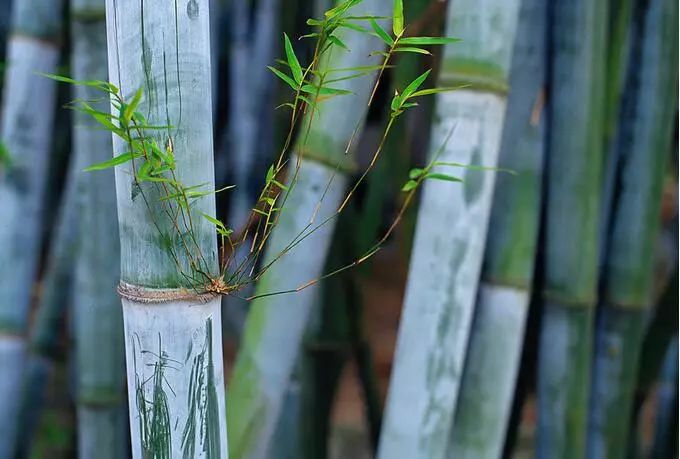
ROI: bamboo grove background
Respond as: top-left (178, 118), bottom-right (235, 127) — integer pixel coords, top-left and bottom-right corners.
top-left (0, 0), bottom-right (677, 457)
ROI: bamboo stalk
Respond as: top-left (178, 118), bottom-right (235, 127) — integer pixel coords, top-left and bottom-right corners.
top-left (537, 0), bottom-right (607, 456)
top-left (227, 1), bottom-right (389, 457)
top-left (15, 151), bottom-right (79, 456)
top-left (587, 0), bottom-right (678, 456)
top-left (71, 0), bottom-right (128, 456)
top-left (377, 2), bottom-right (521, 458)
top-left (447, 0), bottom-right (547, 456)
top-left (0, 0), bottom-right (64, 455)
top-left (104, 0), bottom-right (228, 456)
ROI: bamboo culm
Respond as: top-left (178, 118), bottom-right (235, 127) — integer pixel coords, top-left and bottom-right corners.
top-left (104, 0), bottom-right (228, 456)
top-left (0, 0), bottom-right (64, 455)
top-left (588, 0), bottom-right (679, 456)
top-left (227, 1), bottom-right (390, 457)
top-left (447, 0), bottom-right (547, 456)
top-left (377, 2), bottom-right (520, 458)
top-left (537, 0), bottom-right (607, 456)
top-left (72, 0), bottom-right (128, 456)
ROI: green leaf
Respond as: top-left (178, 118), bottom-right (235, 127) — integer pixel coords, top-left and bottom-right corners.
top-left (394, 47), bottom-right (431, 55)
top-left (328, 35), bottom-right (350, 51)
top-left (390, 91), bottom-right (401, 111)
top-left (123, 87), bottom-right (144, 124)
top-left (369, 19), bottom-right (393, 45)
top-left (84, 151), bottom-right (139, 171)
top-left (284, 33), bottom-right (303, 84)
top-left (433, 161), bottom-right (517, 175)
top-left (301, 84), bottom-right (353, 95)
top-left (393, 0), bottom-right (404, 36)
top-left (409, 86), bottom-right (465, 98)
top-left (398, 36), bottom-right (461, 46)
top-left (267, 66), bottom-right (298, 91)
top-left (201, 213), bottom-right (228, 232)
top-left (401, 179), bottom-right (418, 192)
top-left (424, 172), bottom-right (463, 183)
top-left (409, 167), bottom-right (424, 179)
top-left (400, 69), bottom-right (431, 103)
top-left (265, 165), bottom-right (275, 184)
top-left (0, 141), bottom-right (11, 168)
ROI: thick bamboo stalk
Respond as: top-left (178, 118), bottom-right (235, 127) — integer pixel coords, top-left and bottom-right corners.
top-left (447, 1), bottom-right (547, 456)
top-left (651, 337), bottom-right (679, 459)
top-left (104, 0), bottom-right (228, 457)
top-left (0, 0), bottom-right (64, 455)
top-left (71, 0), bottom-right (128, 456)
top-left (15, 152), bottom-right (79, 456)
top-left (588, 0), bottom-right (678, 457)
top-left (537, 0), bottom-right (607, 456)
top-left (377, 2), bottom-right (520, 458)
top-left (227, 1), bottom-right (389, 456)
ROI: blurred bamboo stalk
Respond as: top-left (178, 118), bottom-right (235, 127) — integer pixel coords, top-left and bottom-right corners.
top-left (0, 0), bottom-right (64, 455)
top-left (447, 0), bottom-right (547, 456)
top-left (71, 0), bottom-right (127, 456)
top-left (378, 2), bottom-right (521, 458)
top-left (537, 0), bottom-right (607, 456)
top-left (15, 152), bottom-right (79, 458)
top-left (588, 0), bottom-right (679, 456)
top-left (227, 1), bottom-right (390, 456)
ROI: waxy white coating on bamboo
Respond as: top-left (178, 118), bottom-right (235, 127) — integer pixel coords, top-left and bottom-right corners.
top-left (122, 294), bottom-right (228, 458)
top-left (0, 36), bottom-right (60, 457)
top-left (448, 284), bottom-right (529, 458)
top-left (378, 90), bottom-right (506, 459)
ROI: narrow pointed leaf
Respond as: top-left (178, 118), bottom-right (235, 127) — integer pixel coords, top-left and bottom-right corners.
top-left (424, 172), bottom-right (463, 183)
top-left (84, 152), bottom-right (139, 171)
top-left (393, 0), bottom-right (404, 36)
top-left (283, 33), bottom-right (303, 84)
top-left (394, 47), bottom-right (431, 55)
top-left (267, 66), bottom-right (299, 90)
top-left (369, 18), bottom-right (394, 45)
top-left (398, 36), bottom-right (461, 45)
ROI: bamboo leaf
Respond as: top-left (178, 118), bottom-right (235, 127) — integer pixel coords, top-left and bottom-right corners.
top-left (400, 69), bottom-right (431, 103)
top-left (267, 66), bottom-right (298, 90)
top-left (393, 0), bottom-right (404, 36)
top-left (369, 19), bottom-right (394, 45)
top-left (409, 167), bottom-right (424, 179)
top-left (409, 86), bottom-right (465, 98)
top-left (433, 161), bottom-right (517, 175)
top-left (328, 35), bottom-right (350, 51)
top-left (424, 172), bottom-right (463, 183)
top-left (394, 47), bottom-right (431, 55)
top-left (84, 151), bottom-right (139, 171)
top-left (201, 213), bottom-right (228, 232)
top-left (401, 179), bottom-right (418, 192)
top-left (398, 37), bottom-right (461, 45)
top-left (123, 87), bottom-right (144, 124)
top-left (283, 33), bottom-right (303, 84)
top-left (301, 84), bottom-right (353, 95)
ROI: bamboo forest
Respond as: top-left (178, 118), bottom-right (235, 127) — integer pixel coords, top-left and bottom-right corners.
top-left (0, 0), bottom-right (677, 457)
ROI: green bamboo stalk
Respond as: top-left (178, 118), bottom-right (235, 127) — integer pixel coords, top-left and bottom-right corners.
top-left (537, 0), bottom-right (607, 456)
top-left (71, 0), bottom-right (128, 456)
top-left (15, 151), bottom-right (79, 457)
top-left (377, 2), bottom-right (521, 458)
top-left (104, 0), bottom-right (228, 456)
top-left (447, 0), bottom-right (547, 456)
top-left (0, 0), bottom-right (64, 455)
top-left (587, 0), bottom-right (678, 456)
top-left (227, 2), bottom-right (390, 457)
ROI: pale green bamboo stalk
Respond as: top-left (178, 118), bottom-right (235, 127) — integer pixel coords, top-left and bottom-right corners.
top-left (447, 0), bottom-right (547, 456)
top-left (71, 0), bottom-right (128, 456)
top-left (377, 2), bottom-right (520, 458)
top-left (104, 0), bottom-right (228, 456)
top-left (0, 0), bottom-right (64, 455)
top-left (227, 1), bottom-right (389, 457)
top-left (15, 151), bottom-right (79, 456)
top-left (537, 0), bottom-right (607, 456)
top-left (588, 0), bottom-right (678, 456)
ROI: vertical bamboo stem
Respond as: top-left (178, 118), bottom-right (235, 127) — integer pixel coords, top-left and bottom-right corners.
top-left (0, 0), bottom-right (64, 455)
top-left (104, 0), bottom-right (228, 456)
top-left (588, 0), bottom-right (678, 456)
top-left (447, 0), bottom-right (547, 456)
top-left (377, 2), bottom-right (521, 458)
top-left (537, 0), bottom-right (607, 456)
top-left (227, 1), bottom-right (389, 456)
